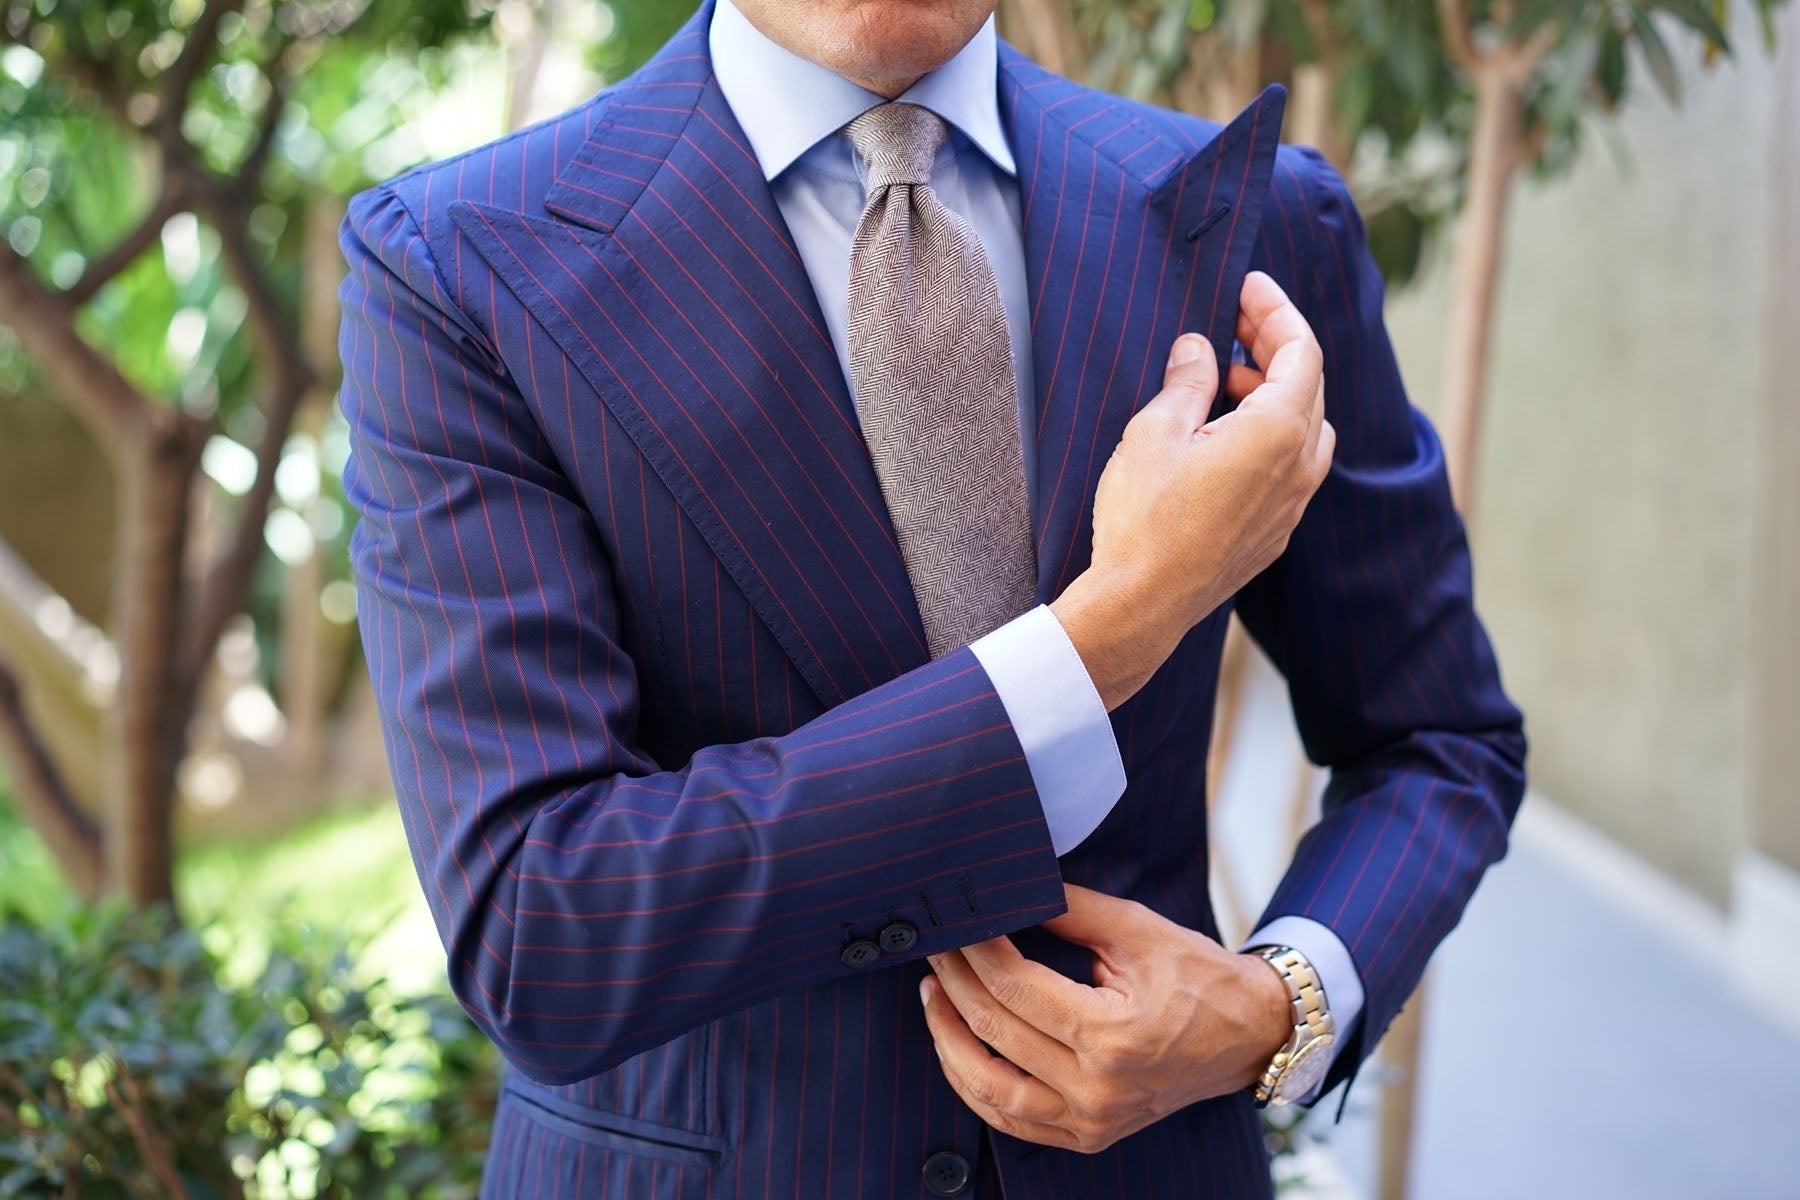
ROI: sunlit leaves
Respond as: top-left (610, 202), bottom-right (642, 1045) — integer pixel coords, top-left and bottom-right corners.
top-left (584, 0), bottom-right (691, 85)
top-left (0, 900), bottom-right (498, 1197)
top-left (0, 0), bottom-right (516, 736)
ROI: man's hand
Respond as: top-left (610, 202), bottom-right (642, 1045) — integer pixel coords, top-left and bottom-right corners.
top-left (918, 884), bottom-right (1293, 1155)
top-left (1050, 270), bottom-right (1332, 710)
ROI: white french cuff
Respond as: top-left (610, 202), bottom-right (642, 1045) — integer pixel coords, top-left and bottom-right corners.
top-left (969, 604), bottom-right (1128, 856)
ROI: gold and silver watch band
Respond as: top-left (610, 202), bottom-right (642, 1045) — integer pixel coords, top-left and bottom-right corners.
top-left (1249, 944), bottom-right (1336, 1107)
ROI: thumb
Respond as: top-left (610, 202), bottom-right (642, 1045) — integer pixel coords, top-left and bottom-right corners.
top-left (1139, 333), bottom-right (1218, 432)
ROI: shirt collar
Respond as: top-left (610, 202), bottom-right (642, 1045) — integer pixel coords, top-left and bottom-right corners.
top-left (709, 0), bottom-right (1016, 180)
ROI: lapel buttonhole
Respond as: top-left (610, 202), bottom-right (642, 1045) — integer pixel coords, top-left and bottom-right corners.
top-left (1185, 201), bottom-right (1234, 243)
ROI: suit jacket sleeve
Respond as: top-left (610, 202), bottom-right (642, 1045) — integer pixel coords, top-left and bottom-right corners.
top-left (336, 185), bottom-right (1068, 1086)
top-left (1235, 149), bottom-right (1528, 1101)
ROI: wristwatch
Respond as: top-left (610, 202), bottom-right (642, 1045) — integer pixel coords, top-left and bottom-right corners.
top-left (1245, 944), bottom-right (1336, 1107)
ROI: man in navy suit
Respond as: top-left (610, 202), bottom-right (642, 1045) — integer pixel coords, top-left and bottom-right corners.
top-left (338, 0), bottom-right (1525, 1194)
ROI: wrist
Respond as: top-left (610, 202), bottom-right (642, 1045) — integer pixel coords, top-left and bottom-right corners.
top-left (1236, 950), bottom-right (1298, 1090)
top-left (1240, 945), bottom-right (1338, 1106)
top-left (1048, 569), bottom-right (1182, 711)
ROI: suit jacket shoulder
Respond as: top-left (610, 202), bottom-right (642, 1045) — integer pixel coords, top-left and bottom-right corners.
top-left (349, 88), bottom-right (612, 277)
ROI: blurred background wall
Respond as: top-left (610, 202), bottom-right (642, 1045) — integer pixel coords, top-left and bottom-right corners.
top-left (1382, 0), bottom-right (1800, 966)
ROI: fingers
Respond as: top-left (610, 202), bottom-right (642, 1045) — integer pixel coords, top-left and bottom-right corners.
top-left (1236, 269), bottom-right (1289, 329)
top-left (1242, 324), bottom-right (1321, 424)
top-left (1036, 883), bottom-right (1144, 955)
top-left (1147, 274), bottom-right (1318, 436)
top-left (1233, 272), bottom-right (1322, 424)
top-left (1289, 372), bottom-right (1324, 467)
top-left (920, 975), bottom-right (1065, 1126)
top-left (951, 937), bottom-right (1102, 1051)
top-left (1139, 333), bottom-right (1219, 431)
top-left (929, 948), bottom-right (1078, 1076)
top-left (1229, 274), bottom-right (1325, 471)
top-left (1235, 272), bottom-right (1316, 382)
top-left (1225, 363), bottom-right (1265, 402)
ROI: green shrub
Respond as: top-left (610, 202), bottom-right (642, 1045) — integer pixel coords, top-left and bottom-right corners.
top-left (0, 902), bottom-right (497, 1199)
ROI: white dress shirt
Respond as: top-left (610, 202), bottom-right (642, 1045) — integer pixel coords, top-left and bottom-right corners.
top-left (708, 0), bottom-right (1361, 1090)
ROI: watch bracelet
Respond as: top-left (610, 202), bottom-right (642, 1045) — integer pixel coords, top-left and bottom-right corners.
top-left (1248, 944), bottom-right (1334, 1106)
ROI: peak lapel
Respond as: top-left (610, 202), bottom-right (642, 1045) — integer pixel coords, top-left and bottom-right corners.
top-left (1002, 61), bottom-right (1288, 600)
top-left (450, 23), bottom-right (929, 710)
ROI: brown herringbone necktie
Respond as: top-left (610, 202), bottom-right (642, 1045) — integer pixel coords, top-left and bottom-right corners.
top-left (844, 102), bottom-right (1036, 659)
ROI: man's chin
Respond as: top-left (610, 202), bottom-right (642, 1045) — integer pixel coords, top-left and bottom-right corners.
top-left (827, 21), bottom-right (979, 87)
top-left (736, 0), bottom-right (996, 94)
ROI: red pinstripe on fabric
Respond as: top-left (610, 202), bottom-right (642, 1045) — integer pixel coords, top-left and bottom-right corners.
top-left (1241, 151), bottom-right (1524, 1091)
top-left (608, 199), bottom-right (921, 654)
top-left (340, 4), bottom-right (1523, 1195)
top-left (481, 207), bottom-right (884, 688)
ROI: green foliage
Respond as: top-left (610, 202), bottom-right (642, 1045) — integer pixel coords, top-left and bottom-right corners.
top-left (1349, 0), bottom-right (1785, 278)
top-left (1062, 0), bottom-right (1786, 284)
top-left (589, 0), bottom-right (697, 84)
top-left (0, 791), bottom-right (67, 933)
top-left (0, 778), bottom-right (487, 1197)
top-left (0, 1), bottom-right (700, 712)
top-left (0, 0), bottom-right (509, 718)
top-left (0, 0), bottom-right (494, 404)
top-left (0, 788), bottom-right (432, 957)
top-left (0, 900), bottom-right (497, 1199)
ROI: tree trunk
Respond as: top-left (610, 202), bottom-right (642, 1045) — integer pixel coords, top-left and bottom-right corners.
top-left (279, 197), bottom-right (351, 777)
top-left (1437, 67), bottom-right (1527, 514)
top-left (1174, 36), bottom-right (1265, 123)
top-left (0, 538), bottom-right (109, 805)
top-left (504, 0), bottom-right (559, 133)
top-left (1289, 59), bottom-right (1352, 171)
top-left (279, 533), bottom-right (327, 776)
top-left (1287, 0), bottom-right (1352, 170)
top-left (999, 0), bottom-right (1081, 78)
top-left (0, 660), bottom-right (103, 898)
top-left (1381, 30), bottom-right (1543, 1198)
top-left (106, 414), bottom-right (206, 906)
top-left (1205, 1), bottom-right (1270, 120)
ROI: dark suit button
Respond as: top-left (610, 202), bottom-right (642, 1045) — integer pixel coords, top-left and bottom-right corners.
top-left (878, 920), bottom-right (919, 954)
top-left (922, 1150), bottom-right (972, 1197)
top-left (840, 938), bottom-right (881, 969)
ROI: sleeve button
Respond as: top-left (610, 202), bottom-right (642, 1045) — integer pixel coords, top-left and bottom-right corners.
top-left (840, 938), bottom-right (881, 969)
top-left (878, 920), bottom-right (919, 954)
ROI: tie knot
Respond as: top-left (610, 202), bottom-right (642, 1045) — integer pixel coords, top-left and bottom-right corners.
top-left (845, 103), bottom-right (947, 190)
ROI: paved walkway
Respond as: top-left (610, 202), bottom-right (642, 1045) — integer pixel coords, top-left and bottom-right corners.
top-left (1214, 656), bottom-right (1800, 1199)
top-left (1323, 815), bottom-right (1800, 1199)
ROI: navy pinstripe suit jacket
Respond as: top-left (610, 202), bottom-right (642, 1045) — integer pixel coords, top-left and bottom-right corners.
top-left (338, 5), bottom-right (1526, 1195)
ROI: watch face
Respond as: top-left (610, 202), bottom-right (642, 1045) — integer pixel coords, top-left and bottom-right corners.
top-left (1274, 1035), bottom-right (1334, 1103)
